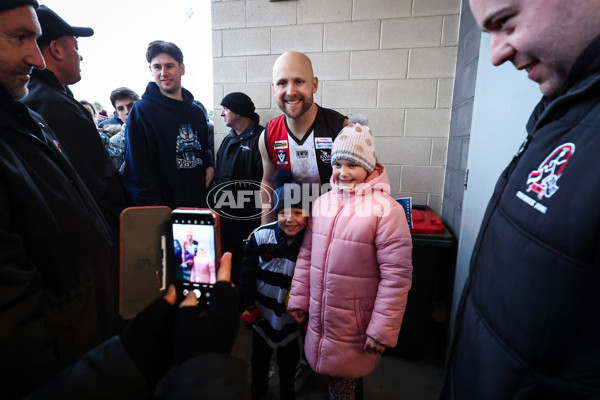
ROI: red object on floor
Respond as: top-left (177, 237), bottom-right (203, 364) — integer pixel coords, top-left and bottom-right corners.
top-left (410, 207), bottom-right (445, 235)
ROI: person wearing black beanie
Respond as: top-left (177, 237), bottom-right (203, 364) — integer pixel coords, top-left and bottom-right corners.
top-left (212, 92), bottom-right (264, 287)
top-left (220, 91), bottom-right (258, 120)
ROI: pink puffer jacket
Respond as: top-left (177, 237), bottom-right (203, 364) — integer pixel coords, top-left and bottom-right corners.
top-left (288, 163), bottom-right (413, 378)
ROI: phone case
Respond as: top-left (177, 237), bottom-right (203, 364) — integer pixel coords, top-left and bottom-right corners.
top-left (120, 206), bottom-right (172, 319)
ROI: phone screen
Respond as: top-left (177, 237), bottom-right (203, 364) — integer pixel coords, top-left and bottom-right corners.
top-left (171, 210), bottom-right (219, 305)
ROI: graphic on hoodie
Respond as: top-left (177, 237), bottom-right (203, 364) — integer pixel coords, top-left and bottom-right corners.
top-left (176, 123), bottom-right (203, 169)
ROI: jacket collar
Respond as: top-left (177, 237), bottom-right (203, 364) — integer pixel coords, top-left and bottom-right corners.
top-left (528, 32), bottom-right (600, 132)
top-left (0, 85), bottom-right (40, 132)
top-left (560, 32), bottom-right (600, 95)
top-left (274, 222), bottom-right (305, 249)
top-left (143, 81), bottom-right (195, 106)
top-left (226, 120), bottom-right (258, 141)
top-left (31, 68), bottom-right (71, 94)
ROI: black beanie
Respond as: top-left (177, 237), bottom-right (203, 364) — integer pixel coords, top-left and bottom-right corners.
top-left (0, 0), bottom-right (38, 12)
top-left (220, 92), bottom-right (256, 119)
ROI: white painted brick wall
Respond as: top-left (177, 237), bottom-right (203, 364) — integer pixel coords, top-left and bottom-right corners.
top-left (247, 55), bottom-right (279, 82)
top-left (412, 0), bottom-right (461, 17)
top-left (211, 0), bottom-right (460, 209)
top-left (437, 78), bottom-right (454, 108)
top-left (246, 0), bottom-right (297, 27)
top-left (349, 108), bottom-right (405, 137)
top-left (377, 137), bottom-right (432, 165)
top-left (324, 21), bottom-right (380, 52)
top-left (351, 50), bottom-right (408, 80)
top-left (442, 15), bottom-right (460, 47)
top-left (222, 82), bottom-right (272, 109)
top-left (379, 79), bottom-right (437, 109)
top-left (381, 17), bottom-right (443, 49)
top-left (353, 0), bottom-right (411, 20)
top-left (401, 166), bottom-right (445, 193)
top-left (408, 47), bottom-right (458, 79)
top-left (223, 28), bottom-right (270, 56)
top-left (310, 52), bottom-right (351, 80)
top-left (211, 1), bottom-right (246, 30)
top-left (298, 0), bottom-right (352, 24)
top-left (322, 80), bottom-right (378, 108)
top-left (213, 57), bottom-right (246, 83)
top-left (405, 109), bottom-right (451, 138)
top-left (271, 25), bottom-right (323, 54)
top-left (212, 31), bottom-right (222, 57)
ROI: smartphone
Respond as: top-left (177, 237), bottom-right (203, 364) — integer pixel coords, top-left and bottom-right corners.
top-left (120, 206), bottom-right (172, 319)
top-left (171, 208), bottom-right (221, 307)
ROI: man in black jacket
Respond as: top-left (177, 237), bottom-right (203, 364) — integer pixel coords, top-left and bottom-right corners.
top-left (442, 0), bottom-right (600, 398)
top-left (213, 92), bottom-right (264, 285)
top-left (0, 2), bottom-right (124, 397)
top-left (22, 5), bottom-right (129, 230)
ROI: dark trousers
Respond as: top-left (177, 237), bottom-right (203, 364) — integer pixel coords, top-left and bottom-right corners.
top-left (328, 377), bottom-right (364, 400)
top-left (251, 329), bottom-right (299, 400)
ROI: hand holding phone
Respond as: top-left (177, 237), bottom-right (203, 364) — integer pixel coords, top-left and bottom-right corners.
top-left (175, 252), bottom-right (239, 364)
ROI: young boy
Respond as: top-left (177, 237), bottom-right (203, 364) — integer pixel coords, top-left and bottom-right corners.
top-left (239, 170), bottom-right (309, 400)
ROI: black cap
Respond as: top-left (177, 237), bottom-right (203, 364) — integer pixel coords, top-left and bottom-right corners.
top-left (0, 0), bottom-right (38, 13)
top-left (220, 92), bottom-right (256, 119)
top-left (36, 5), bottom-right (94, 47)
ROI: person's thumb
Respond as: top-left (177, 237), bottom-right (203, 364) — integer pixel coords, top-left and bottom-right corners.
top-left (217, 252), bottom-right (232, 282)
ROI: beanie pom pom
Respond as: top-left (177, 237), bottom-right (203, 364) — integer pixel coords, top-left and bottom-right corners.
top-left (347, 113), bottom-right (368, 126)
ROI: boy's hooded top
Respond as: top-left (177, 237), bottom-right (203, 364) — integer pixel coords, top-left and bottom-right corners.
top-left (288, 163), bottom-right (413, 378)
top-left (123, 82), bottom-right (213, 208)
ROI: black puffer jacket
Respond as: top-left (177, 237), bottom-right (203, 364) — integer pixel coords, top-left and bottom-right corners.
top-left (443, 35), bottom-right (600, 399)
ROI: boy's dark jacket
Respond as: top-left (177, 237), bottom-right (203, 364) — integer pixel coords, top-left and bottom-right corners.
top-left (442, 34), bottom-right (600, 399)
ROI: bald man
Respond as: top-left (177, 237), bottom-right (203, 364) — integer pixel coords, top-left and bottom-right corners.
top-left (259, 51), bottom-right (347, 223)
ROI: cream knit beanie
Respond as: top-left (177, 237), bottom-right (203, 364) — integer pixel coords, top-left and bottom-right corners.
top-left (331, 122), bottom-right (377, 174)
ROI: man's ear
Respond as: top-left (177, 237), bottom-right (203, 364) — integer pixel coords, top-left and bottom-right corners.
top-left (180, 62), bottom-right (185, 76)
top-left (312, 76), bottom-right (319, 94)
top-left (48, 39), bottom-right (63, 61)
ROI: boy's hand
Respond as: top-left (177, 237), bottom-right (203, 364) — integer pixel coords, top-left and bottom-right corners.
top-left (290, 309), bottom-right (306, 324)
top-left (364, 336), bottom-right (386, 355)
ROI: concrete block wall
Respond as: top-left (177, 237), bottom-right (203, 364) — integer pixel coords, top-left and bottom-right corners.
top-left (212, 0), bottom-right (460, 213)
top-left (441, 0), bottom-right (480, 237)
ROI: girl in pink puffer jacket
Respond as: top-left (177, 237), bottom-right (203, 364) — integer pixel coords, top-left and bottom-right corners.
top-left (288, 121), bottom-right (413, 399)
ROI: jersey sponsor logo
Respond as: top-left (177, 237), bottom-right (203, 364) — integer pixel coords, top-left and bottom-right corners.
top-left (319, 150), bottom-right (331, 164)
top-left (240, 145), bottom-right (251, 151)
top-left (315, 137), bottom-right (333, 149)
top-left (296, 150), bottom-right (309, 159)
top-left (276, 150), bottom-right (288, 165)
top-left (274, 140), bottom-right (288, 150)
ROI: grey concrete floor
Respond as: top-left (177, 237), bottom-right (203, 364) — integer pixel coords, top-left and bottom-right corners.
top-left (231, 322), bottom-right (445, 400)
